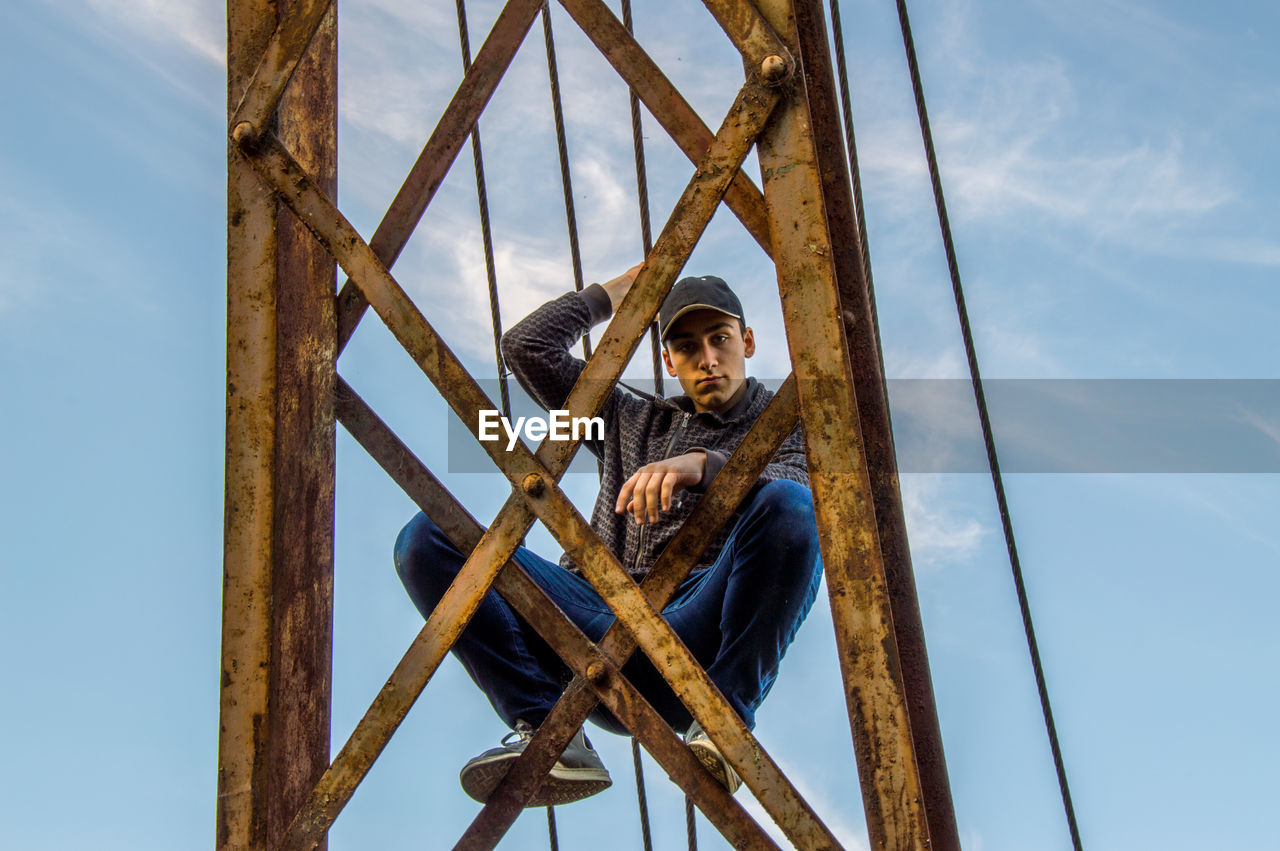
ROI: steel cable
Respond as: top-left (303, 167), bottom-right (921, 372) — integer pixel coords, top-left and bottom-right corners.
top-left (620, 0), bottom-right (665, 397)
top-left (892, 1), bottom-right (1084, 847)
top-left (455, 0), bottom-right (512, 423)
top-left (541, 0), bottom-right (593, 362)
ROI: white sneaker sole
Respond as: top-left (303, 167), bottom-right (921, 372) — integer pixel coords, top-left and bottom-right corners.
top-left (689, 740), bottom-right (742, 795)
top-left (460, 753), bottom-right (612, 807)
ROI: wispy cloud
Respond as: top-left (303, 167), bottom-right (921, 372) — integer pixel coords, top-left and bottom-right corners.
top-left (900, 475), bottom-right (987, 567)
top-left (84, 0), bottom-right (223, 65)
top-left (853, 0), bottom-right (1237, 260)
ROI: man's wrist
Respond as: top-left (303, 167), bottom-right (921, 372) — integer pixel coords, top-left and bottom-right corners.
top-left (579, 283), bottom-right (614, 325)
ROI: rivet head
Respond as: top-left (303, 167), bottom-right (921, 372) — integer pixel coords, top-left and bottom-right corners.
top-left (231, 121), bottom-right (259, 147)
top-left (586, 662), bottom-right (607, 684)
top-left (761, 54), bottom-right (789, 83)
top-left (522, 473), bottom-right (545, 497)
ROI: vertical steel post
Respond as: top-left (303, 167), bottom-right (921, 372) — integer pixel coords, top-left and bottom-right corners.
top-left (790, 0), bottom-right (960, 847)
top-left (219, 0), bottom-right (337, 847)
top-left (753, 0), bottom-right (931, 846)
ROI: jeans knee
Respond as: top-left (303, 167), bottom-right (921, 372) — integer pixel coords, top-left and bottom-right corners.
top-left (753, 480), bottom-right (817, 545)
top-left (393, 513), bottom-right (456, 606)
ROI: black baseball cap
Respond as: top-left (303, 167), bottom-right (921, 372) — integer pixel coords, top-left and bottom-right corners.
top-left (658, 275), bottom-right (744, 342)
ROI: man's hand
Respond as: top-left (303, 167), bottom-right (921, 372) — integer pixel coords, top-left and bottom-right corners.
top-left (615, 451), bottom-right (707, 525)
top-left (602, 263), bottom-right (643, 312)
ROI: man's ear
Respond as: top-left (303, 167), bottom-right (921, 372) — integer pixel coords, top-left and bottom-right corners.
top-left (662, 348), bottom-right (677, 377)
top-left (742, 326), bottom-right (756, 358)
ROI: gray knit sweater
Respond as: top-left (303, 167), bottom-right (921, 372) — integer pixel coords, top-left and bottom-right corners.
top-left (500, 285), bottom-right (808, 579)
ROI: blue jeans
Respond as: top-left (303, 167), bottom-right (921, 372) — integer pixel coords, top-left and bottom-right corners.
top-left (393, 479), bottom-right (823, 735)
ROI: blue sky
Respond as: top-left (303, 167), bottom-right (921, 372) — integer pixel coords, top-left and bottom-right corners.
top-left (1, 0), bottom-right (1277, 848)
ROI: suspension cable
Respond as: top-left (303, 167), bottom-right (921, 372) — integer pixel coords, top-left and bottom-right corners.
top-left (546, 805), bottom-right (559, 851)
top-left (540, 0), bottom-right (593, 362)
top-left (630, 739), bottom-right (655, 851)
top-left (685, 794), bottom-right (698, 850)
top-left (620, 0), bottom-right (665, 397)
top-left (455, 0), bottom-right (512, 422)
top-left (891, 2), bottom-right (1083, 847)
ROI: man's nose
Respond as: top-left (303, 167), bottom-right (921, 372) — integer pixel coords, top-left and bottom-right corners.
top-left (699, 342), bottom-right (718, 368)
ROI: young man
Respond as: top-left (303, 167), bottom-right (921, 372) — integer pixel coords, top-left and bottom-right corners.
top-left (394, 266), bottom-right (823, 806)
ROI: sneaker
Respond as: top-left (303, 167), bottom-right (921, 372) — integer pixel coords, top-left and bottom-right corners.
top-left (685, 720), bottom-right (742, 794)
top-left (459, 721), bottom-right (612, 807)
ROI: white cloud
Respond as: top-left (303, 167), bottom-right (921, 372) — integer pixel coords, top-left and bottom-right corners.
top-left (900, 476), bottom-right (987, 567)
top-left (85, 0), bottom-right (223, 65)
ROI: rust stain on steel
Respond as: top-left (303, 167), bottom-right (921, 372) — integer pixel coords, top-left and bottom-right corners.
top-left (790, 0), bottom-right (959, 846)
top-left (249, 77), bottom-right (779, 849)
top-left (700, 0), bottom-right (794, 79)
top-left (557, 0), bottom-right (774, 255)
top-left (229, 0), bottom-right (333, 140)
top-left (264, 0), bottom-right (338, 843)
top-left (753, 0), bottom-right (931, 846)
top-left (335, 0), bottom-right (544, 353)
top-left (219, 0), bottom-right (280, 847)
top-left (465, 377), bottom-right (800, 843)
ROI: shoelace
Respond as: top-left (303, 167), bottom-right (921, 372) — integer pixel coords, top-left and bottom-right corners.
top-left (501, 722), bottom-right (535, 748)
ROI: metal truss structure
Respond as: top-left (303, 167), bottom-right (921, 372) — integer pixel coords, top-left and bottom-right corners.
top-left (219, 0), bottom-right (960, 847)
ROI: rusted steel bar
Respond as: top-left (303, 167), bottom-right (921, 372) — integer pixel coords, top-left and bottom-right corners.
top-left (335, 0), bottom-right (545, 353)
top-left (464, 377), bottom-right (800, 844)
top-left (262, 0), bottom-right (338, 843)
top-left (493, 565), bottom-right (779, 851)
top-left (260, 79), bottom-right (781, 849)
top-left (556, 0), bottom-right (773, 255)
top-left (506, 457), bottom-right (844, 849)
top-left (753, 0), bottom-right (930, 846)
top-left (277, 493), bottom-right (538, 851)
top-left (332, 376), bottom-right (784, 850)
top-left (229, 0), bottom-right (331, 141)
top-left (219, 0), bottom-right (280, 846)
top-left (790, 0), bottom-right (959, 846)
top-left (700, 0), bottom-right (794, 80)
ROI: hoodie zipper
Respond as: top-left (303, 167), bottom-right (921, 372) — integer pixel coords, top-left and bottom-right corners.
top-left (633, 411), bottom-right (691, 573)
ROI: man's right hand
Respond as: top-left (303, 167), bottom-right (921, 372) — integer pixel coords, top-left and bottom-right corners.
top-left (602, 263), bottom-right (643, 312)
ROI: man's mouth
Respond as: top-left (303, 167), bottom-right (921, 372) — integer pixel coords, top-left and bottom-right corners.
top-left (697, 376), bottom-right (723, 387)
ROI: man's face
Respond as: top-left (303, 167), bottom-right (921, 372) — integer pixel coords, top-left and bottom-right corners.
top-left (662, 309), bottom-right (755, 414)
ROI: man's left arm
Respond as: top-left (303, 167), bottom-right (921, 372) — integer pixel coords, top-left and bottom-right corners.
top-left (694, 424), bottom-right (809, 492)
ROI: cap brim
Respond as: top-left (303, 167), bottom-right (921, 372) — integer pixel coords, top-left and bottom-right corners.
top-left (659, 304), bottom-right (742, 341)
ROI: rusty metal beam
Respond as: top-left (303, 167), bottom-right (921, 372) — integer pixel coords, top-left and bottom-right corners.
top-left (333, 377), bottom-right (788, 850)
top-left (220, 0), bottom-right (336, 847)
top-left (255, 77), bottom-right (782, 850)
top-left (790, 0), bottom-right (960, 846)
top-left (462, 376), bottom-right (800, 845)
top-left (219, 0), bottom-right (280, 845)
top-left (229, 0), bottom-right (331, 141)
top-left (504, 454), bottom-right (843, 848)
top-left (264, 0), bottom-right (337, 843)
top-left (335, 0), bottom-right (544, 353)
top-left (700, 0), bottom-right (794, 77)
top-left (493, 565), bottom-right (780, 851)
top-left (556, 0), bottom-right (774, 254)
top-left (753, 0), bottom-right (931, 846)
